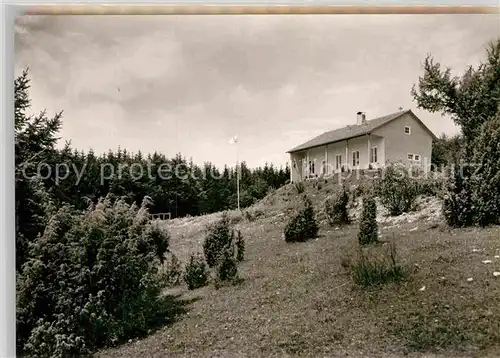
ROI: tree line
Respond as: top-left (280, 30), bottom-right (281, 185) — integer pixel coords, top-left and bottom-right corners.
top-left (15, 68), bottom-right (290, 272)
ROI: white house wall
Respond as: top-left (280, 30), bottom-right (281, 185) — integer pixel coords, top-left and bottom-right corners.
top-left (290, 135), bottom-right (385, 182)
top-left (308, 146), bottom-right (325, 176)
top-left (347, 136), bottom-right (370, 169)
top-left (290, 152), bottom-right (306, 182)
top-left (326, 141), bottom-right (346, 173)
top-left (369, 135), bottom-right (385, 167)
top-left (372, 112), bottom-right (432, 167)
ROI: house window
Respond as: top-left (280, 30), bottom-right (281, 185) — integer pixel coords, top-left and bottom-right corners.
top-left (335, 155), bottom-right (342, 170)
top-left (407, 153), bottom-right (414, 160)
top-left (322, 161), bottom-right (326, 175)
top-left (414, 154), bottom-right (421, 161)
top-left (404, 126), bottom-right (411, 135)
top-left (370, 147), bottom-right (378, 163)
top-left (352, 151), bottom-right (360, 166)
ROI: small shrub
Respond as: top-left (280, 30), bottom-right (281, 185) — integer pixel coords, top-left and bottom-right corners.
top-left (294, 182), bottom-right (305, 194)
top-left (184, 254), bottom-right (209, 290)
top-left (358, 195), bottom-right (378, 245)
top-left (349, 240), bottom-right (405, 287)
top-left (203, 213), bottom-right (234, 267)
top-left (417, 174), bottom-right (445, 197)
top-left (313, 180), bottom-right (322, 190)
top-left (215, 247), bottom-right (239, 285)
top-left (324, 184), bottom-right (350, 226)
top-left (376, 164), bottom-right (420, 216)
top-left (235, 230), bottom-right (245, 262)
top-left (243, 210), bottom-right (253, 222)
top-left (228, 211), bottom-right (243, 225)
top-left (284, 196), bottom-right (319, 242)
top-left (350, 180), bottom-right (375, 204)
top-left (253, 208), bottom-right (265, 219)
top-left (442, 165), bottom-right (475, 228)
top-left (163, 253), bottom-right (183, 287)
top-left (243, 209), bottom-right (264, 222)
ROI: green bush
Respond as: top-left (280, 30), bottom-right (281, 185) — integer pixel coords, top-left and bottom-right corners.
top-left (294, 181), bottom-right (305, 194)
top-left (417, 175), bottom-right (445, 197)
top-left (215, 246), bottom-right (239, 284)
top-left (163, 253), bottom-right (183, 287)
top-left (431, 133), bottom-right (464, 169)
top-left (442, 113), bottom-right (500, 227)
top-left (358, 195), bottom-right (378, 245)
top-left (351, 179), bottom-right (376, 202)
top-left (442, 165), bottom-right (475, 227)
top-left (411, 39), bottom-right (500, 225)
top-left (183, 254), bottom-right (209, 290)
top-left (349, 241), bottom-right (405, 287)
top-left (376, 164), bottom-right (421, 216)
top-left (243, 210), bottom-right (254, 222)
top-left (243, 208), bottom-right (264, 222)
top-left (313, 180), bottom-right (322, 190)
top-left (470, 116), bottom-right (500, 226)
top-left (284, 196), bottom-right (319, 242)
top-left (202, 213), bottom-right (235, 267)
top-left (323, 184), bottom-right (350, 226)
top-left (16, 197), bottom-right (171, 357)
top-left (235, 230), bottom-right (245, 262)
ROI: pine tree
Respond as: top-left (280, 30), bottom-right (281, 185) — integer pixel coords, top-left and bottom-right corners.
top-left (358, 195), bottom-right (378, 245)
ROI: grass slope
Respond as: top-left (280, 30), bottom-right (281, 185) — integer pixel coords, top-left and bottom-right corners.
top-left (98, 183), bottom-right (500, 358)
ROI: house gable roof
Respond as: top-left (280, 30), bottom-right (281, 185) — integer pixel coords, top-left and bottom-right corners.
top-left (287, 109), bottom-right (436, 153)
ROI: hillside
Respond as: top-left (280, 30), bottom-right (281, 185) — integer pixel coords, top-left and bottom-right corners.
top-left (98, 181), bottom-right (500, 358)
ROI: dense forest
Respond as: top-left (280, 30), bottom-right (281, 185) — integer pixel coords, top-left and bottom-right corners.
top-left (15, 68), bottom-right (289, 269)
top-left (15, 68), bottom-right (289, 217)
top-left (32, 145), bottom-right (290, 217)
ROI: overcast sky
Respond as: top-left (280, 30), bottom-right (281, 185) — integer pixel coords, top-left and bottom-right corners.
top-left (14, 14), bottom-right (499, 168)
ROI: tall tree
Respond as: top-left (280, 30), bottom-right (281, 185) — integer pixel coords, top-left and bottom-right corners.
top-left (411, 38), bottom-right (500, 151)
top-left (412, 39), bottom-right (500, 227)
top-left (15, 69), bottom-right (62, 271)
top-left (431, 133), bottom-right (464, 169)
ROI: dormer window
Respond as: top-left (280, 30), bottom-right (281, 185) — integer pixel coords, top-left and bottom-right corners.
top-left (404, 126), bottom-right (411, 135)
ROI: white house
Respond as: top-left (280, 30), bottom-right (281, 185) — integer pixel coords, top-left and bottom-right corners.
top-left (287, 109), bottom-right (437, 182)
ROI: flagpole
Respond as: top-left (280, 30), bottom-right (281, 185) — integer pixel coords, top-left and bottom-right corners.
top-left (229, 135), bottom-right (240, 211)
top-left (236, 140), bottom-right (240, 211)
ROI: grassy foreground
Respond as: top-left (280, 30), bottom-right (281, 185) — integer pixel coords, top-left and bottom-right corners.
top-left (97, 186), bottom-right (500, 357)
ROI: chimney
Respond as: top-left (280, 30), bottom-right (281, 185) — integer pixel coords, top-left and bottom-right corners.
top-left (356, 111), bottom-right (367, 125)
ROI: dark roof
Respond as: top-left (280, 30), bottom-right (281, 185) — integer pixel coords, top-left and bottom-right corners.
top-left (287, 109), bottom-right (433, 153)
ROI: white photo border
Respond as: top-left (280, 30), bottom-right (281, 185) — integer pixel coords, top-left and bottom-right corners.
top-left (1, 1), bottom-right (498, 357)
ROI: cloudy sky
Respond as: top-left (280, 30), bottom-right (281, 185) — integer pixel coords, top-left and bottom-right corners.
top-left (14, 14), bottom-right (499, 168)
